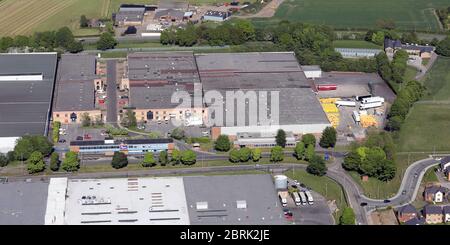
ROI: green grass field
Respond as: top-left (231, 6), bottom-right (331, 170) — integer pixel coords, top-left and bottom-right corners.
top-left (397, 57), bottom-right (450, 153)
top-left (253, 0), bottom-right (449, 32)
top-left (332, 40), bottom-right (382, 49)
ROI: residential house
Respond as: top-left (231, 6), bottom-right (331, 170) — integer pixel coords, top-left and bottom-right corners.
top-left (396, 204), bottom-right (419, 223)
top-left (440, 156), bottom-right (450, 181)
top-left (424, 185), bottom-right (448, 203)
top-left (404, 217), bottom-right (424, 225)
top-left (444, 206), bottom-right (450, 223)
top-left (384, 38), bottom-right (435, 58)
top-left (423, 205), bottom-right (443, 224)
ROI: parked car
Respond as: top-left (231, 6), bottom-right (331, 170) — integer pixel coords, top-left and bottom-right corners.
top-left (58, 139), bottom-right (66, 143)
top-left (76, 136), bottom-right (83, 141)
top-left (360, 202), bottom-right (368, 207)
top-left (383, 199), bottom-right (391, 203)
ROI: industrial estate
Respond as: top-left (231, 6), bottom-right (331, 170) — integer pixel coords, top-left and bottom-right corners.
top-left (1, 0), bottom-right (450, 229)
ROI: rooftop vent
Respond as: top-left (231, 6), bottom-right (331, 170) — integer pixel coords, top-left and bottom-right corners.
top-left (236, 200), bottom-right (247, 209)
top-left (196, 201), bottom-right (208, 210)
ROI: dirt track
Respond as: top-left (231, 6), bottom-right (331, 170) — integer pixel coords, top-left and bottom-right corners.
top-left (237, 0), bottom-right (285, 18)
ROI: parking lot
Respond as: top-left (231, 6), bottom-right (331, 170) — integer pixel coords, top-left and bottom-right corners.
top-left (142, 120), bottom-right (210, 138)
top-left (283, 179), bottom-right (335, 225)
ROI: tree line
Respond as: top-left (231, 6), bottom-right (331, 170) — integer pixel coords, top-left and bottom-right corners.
top-left (385, 80), bottom-right (425, 131)
top-left (0, 27), bottom-right (83, 53)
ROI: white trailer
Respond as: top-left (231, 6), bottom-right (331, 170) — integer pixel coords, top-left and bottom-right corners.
top-left (362, 96), bottom-right (384, 104)
top-left (298, 191), bottom-right (307, 205)
top-left (352, 111), bottom-right (360, 123)
top-left (291, 192), bottom-right (301, 206)
top-left (304, 190), bottom-right (314, 205)
top-left (278, 191), bottom-right (289, 207)
top-left (335, 100), bottom-right (357, 107)
top-left (359, 101), bottom-right (383, 110)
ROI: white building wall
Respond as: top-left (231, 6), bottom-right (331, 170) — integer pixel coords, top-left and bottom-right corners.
top-left (0, 74), bottom-right (43, 81)
top-left (0, 137), bottom-right (19, 153)
top-left (45, 178), bottom-right (68, 225)
top-left (220, 123), bottom-right (331, 136)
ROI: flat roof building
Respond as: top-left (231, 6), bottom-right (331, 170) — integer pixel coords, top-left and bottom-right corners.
top-left (203, 10), bottom-right (230, 22)
top-left (0, 52), bottom-right (57, 153)
top-left (53, 54), bottom-right (103, 124)
top-left (42, 174), bottom-right (285, 225)
top-left (335, 48), bottom-right (382, 58)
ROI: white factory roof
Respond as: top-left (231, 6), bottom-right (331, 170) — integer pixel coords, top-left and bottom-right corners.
top-left (44, 178), bottom-right (68, 225)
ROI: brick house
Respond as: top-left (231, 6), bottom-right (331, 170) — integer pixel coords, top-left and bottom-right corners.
top-left (440, 156), bottom-right (450, 181)
top-left (444, 206), bottom-right (450, 223)
top-left (397, 204), bottom-right (419, 223)
top-left (423, 205), bottom-right (443, 224)
top-left (424, 185), bottom-right (448, 203)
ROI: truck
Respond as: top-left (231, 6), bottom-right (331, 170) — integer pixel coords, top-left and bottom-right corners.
top-left (335, 100), bottom-right (357, 107)
top-left (298, 191), bottom-right (307, 206)
top-left (291, 192), bottom-right (301, 206)
top-left (359, 101), bottom-right (383, 110)
top-left (304, 190), bottom-right (314, 205)
top-left (352, 111), bottom-right (360, 124)
top-left (317, 84), bottom-right (337, 91)
top-left (355, 95), bottom-right (371, 101)
top-left (278, 191), bottom-right (289, 207)
top-left (361, 96), bottom-right (384, 104)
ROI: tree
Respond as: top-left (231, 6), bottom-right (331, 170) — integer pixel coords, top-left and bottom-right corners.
top-left (340, 207), bottom-right (356, 225)
top-left (229, 149), bottom-right (240, 163)
top-left (159, 151), bottom-right (168, 166)
top-left (0, 153), bottom-right (8, 167)
top-left (305, 144), bottom-right (315, 162)
top-left (50, 152), bottom-right (60, 171)
top-left (14, 135), bottom-right (53, 160)
top-left (55, 27), bottom-right (74, 48)
top-left (319, 126), bottom-right (337, 148)
top-left (142, 152), bottom-right (156, 167)
top-left (81, 112), bottom-right (91, 127)
top-left (122, 109), bottom-right (137, 128)
top-left (233, 19), bottom-right (255, 41)
top-left (27, 151), bottom-right (45, 174)
top-left (6, 151), bottom-right (15, 162)
top-left (270, 146), bottom-right (284, 163)
top-left (171, 127), bottom-right (185, 140)
top-left (67, 41), bottom-right (83, 53)
top-left (61, 151), bottom-right (80, 172)
top-left (251, 148), bottom-right (261, 162)
top-left (0, 36), bottom-right (14, 52)
top-left (181, 150), bottom-right (196, 165)
top-left (294, 142), bottom-right (305, 160)
top-left (171, 149), bottom-right (182, 165)
top-left (214, 135), bottom-right (231, 152)
top-left (111, 151), bottom-right (128, 169)
top-left (342, 151), bottom-right (361, 171)
top-left (436, 37), bottom-right (450, 57)
top-left (306, 155), bottom-right (327, 176)
top-left (301, 134), bottom-right (316, 147)
top-left (275, 129), bottom-right (287, 148)
top-left (239, 147), bottom-right (252, 162)
top-left (96, 32), bottom-right (117, 51)
top-left (80, 15), bottom-right (89, 28)
top-left (13, 35), bottom-right (30, 47)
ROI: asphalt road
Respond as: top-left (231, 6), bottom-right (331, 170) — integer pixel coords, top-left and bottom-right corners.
top-left (106, 60), bottom-right (118, 125)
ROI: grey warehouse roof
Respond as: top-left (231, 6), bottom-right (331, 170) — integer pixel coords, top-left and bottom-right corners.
top-left (54, 54), bottom-right (98, 111)
top-left (195, 52), bottom-right (310, 91)
top-left (0, 181), bottom-right (49, 225)
top-left (115, 7), bottom-right (146, 24)
top-left (183, 174), bottom-right (286, 225)
top-left (0, 52), bottom-right (57, 137)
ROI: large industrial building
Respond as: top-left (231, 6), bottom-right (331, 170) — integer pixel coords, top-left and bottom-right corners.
top-left (38, 174), bottom-right (286, 225)
top-left (194, 52), bottom-right (331, 139)
top-left (0, 53), bottom-right (57, 153)
top-left (123, 52), bottom-right (204, 123)
top-left (52, 54), bottom-right (103, 124)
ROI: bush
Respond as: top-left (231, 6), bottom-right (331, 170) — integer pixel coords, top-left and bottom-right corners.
top-left (27, 151), bottom-right (45, 174)
top-left (171, 149), bottom-right (182, 165)
top-left (171, 127), bottom-right (185, 140)
top-left (270, 146), bottom-right (284, 162)
top-left (111, 152), bottom-right (128, 169)
top-left (229, 149), bottom-right (240, 163)
top-left (50, 152), bottom-right (60, 171)
top-left (181, 150), bottom-right (196, 165)
top-left (52, 121), bottom-right (60, 144)
top-left (214, 135), bottom-right (231, 152)
top-left (294, 142), bottom-right (305, 160)
top-left (142, 152), bottom-right (156, 167)
top-left (0, 153), bottom-right (8, 167)
top-left (251, 148), bottom-right (261, 162)
top-left (61, 151), bottom-right (80, 172)
top-left (159, 151), bottom-right (168, 166)
top-left (239, 147), bottom-right (252, 162)
top-left (340, 207), bottom-right (356, 225)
